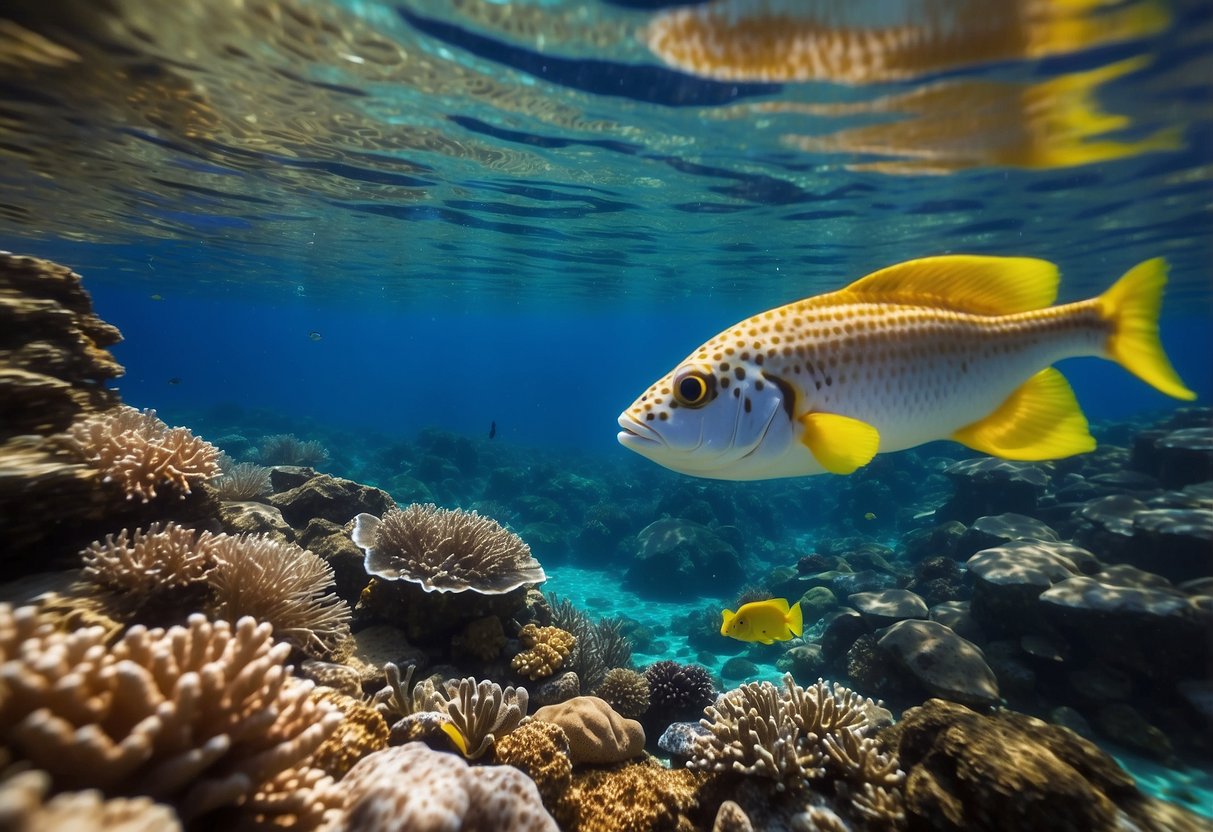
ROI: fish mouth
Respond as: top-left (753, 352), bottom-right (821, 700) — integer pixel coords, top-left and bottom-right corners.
top-left (617, 413), bottom-right (662, 449)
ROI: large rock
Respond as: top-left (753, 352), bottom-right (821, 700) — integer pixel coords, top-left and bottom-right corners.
top-left (1075, 496), bottom-right (1213, 583)
top-left (1131, 424), bottom-right (1213, 489)
top-left (876, 619), bottom-right (1000, 708)
top-left (623, 517), bottom-right (743, 599)
top-left (956, 513), bottom-right (1059, 558)
top-left (1038, 576), bottom-right (1213, 682)
top-left (966, 540), bottom-right (1099, 638)
top-left (268, 474), bottom-right (395, 528)
top-left (849, 588), bottom-right (928, 629)
top-left (884, 699), bottom-right (1204, 832)
top-left (937, 458), bottom-right (1051, 524)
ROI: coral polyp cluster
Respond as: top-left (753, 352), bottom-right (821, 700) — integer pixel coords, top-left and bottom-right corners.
top-left (63, 406), bottom-right (222, 502)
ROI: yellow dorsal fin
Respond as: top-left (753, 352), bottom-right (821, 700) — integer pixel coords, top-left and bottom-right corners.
top-left (799, 412), bottom-right (880, 475)
top-left (786, 602), bottom-right (804, 637)
top-left (1097, 258), bottom-right (1195, 400)
top-left (838, 255), bottom-right (1060, 315)
top-left (952, 367), bottom-right (1095, 460)
top-left (768, 597), bottom-right (790, 613)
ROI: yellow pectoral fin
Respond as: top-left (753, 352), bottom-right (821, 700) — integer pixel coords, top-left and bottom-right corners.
top-left (952, 367), bottom-right (1095, 460)
top-left (800, 412), bottom-right (880, 475)
top-left (441, 722), bottom-right (470, 756)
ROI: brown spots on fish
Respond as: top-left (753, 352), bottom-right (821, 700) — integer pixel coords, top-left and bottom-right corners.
top-left (755, 353), bottom-right (764, 365)
top-left (744, 397), bottom-right (752, 413)
top-left (659, 412), bottom-right (669, 420)
top-left (735, 367), bottom-right (746, 380)
top-left (721, 377), bottom-right (731, 389)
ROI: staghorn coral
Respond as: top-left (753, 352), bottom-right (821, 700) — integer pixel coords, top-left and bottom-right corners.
top-left (352, 504), bottom-right (545, 594)
top-left (79, 521), bottom-right (218, 598)
top-left (327, 742), bottom-right (558, 831)
top-left (258, 433), bottom-right (329, 467)
top-left (691, 675), bottom-right (902, 798)
top-left (307, 688), bottom-right (389, 779)
top-left (213, 461), bottom-right (272, 500)
top-left (0, 606), bottom-right (341, 820)
top-left (512, 623), bottom-right (576, 680)
top-left (593, 667), bottom-right (650, 719)
top-left (422, 676), bottom-right (529, 760)
top-left (206, 533), bottom-right (352, 660)
top-left (0, 766), bottom-right (182, 832)
top-left (63, 406), bottom-right (221, 502)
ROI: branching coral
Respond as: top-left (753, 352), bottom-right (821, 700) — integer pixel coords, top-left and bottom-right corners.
top-left (257, 434), bottom-right (329, 467)
top-left (206, 534), bottom-right (352, 660)
top-left (511, 623), bottom-right (576, 680)
top-left (63, 406), bottom-right (221, 501)
top-left (0, 766), bottom-right (183, 832)
top-left (423, 677), bottom-right (529, 760)
top-left (371, 662), bottom-right (429, 722)
top-left (0, 606), bottom-right (341, 820)
top-left (213, 461), bottom-right (272, 500)
top-left (353, 504), bottom-right (545, 593)
top-left (691, 674), bottom-right (903, 804)
top-left (80, 522), bottom-right (219, 597)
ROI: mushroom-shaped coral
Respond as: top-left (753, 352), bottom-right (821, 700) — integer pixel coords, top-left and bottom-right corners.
top-left (594, 667), bottom-right (650, 719)
top-left (533, 696), bottom-right (645, 766)
top-left (330, 742), bottom-right (559, 831)
top-left (351, 504), bottom-right (545, 593)
top-left (512, 623), bottom-right (576, 680)
top-left (206, 533), bottom-right (352, 660)
top-left (62, 406), bottom-right (221, 502)
top-left (0, 606), bottom-right (341, 820)
top-left (80, 521), bottom-right (219, 598)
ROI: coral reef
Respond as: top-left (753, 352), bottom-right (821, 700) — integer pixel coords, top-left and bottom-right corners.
top-left (453, 615), bottom-right (507, 662)
top-left (207, 533), bottom-right (352, 660)
top-left (548, 594), bottom-right (632, 691)
top-left (212, 461), bottom-right (272, 501)
top-left (353, 503), bottom-right (545, 593)
top-left (0, 607), bottom-right (341, 820)
top-left (257, 433), bottom-right (329, 467)
top-left (512, 623), bottom-right (577, 680)
top-left (420, 676), bottom-right (529, 760)
top-left (307, 687), bottom-right (389, 778)
top-left (562, 759), bottom-right (708, 832)
top-left (63, 406), bottom-right (222, 502)
top-left (329, 742), bottom-right (559, 831)
top-left (593, 667), bottom-right (650, 719)
top-left (492, 720), bottom-right (573, 810)
top-left (79, 521), bottom-right (218, 599)
top-left (0, 766), bottom-right (182, 832)
top-left (533, 696), bottom-right (646, 765)
top-left (644, 660), bottom-right (716, 735)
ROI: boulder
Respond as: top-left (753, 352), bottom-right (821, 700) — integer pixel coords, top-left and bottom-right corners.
top-left (966, 540), bottom-right (1098, 637)
top-left (956, 512), bottom-right (1059, 558)
top-left (849, 588), bottom-right (929, 629)
top-left (876, 619), bottom-right (1000, 708)
top-left (937, 458), bottom-right (1050, 524)
top-left (218, 500), bottom-right (294, 542)
top-left (268, 474), bottom-right (395, 528)
top-left (623, 517), bottom-right (743, 599)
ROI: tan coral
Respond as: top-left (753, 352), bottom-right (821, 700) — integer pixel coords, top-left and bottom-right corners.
top-left (0, 605), bottom-right (341, 821)
top-left (532, 696), bottom-right (644, 766)
top-left (80, 522), bottom-right (219, 597)
top-left (453, 615), bottom-right (507, 661)
top-left (491, 720), bottom-right (573, 813)
top-left (563, 759), bottom-right (706, 832)
top-left (352, 503), bottom-right (545, 594)
top-left (299, 659), bottom-right (363, 699)
top-left (422, 676), bottom-right (529, 760)
top-left (63, 406), bottom-right (221, 502)
top-left (236, 764), bottom-right (341, 832)
top-left (511, 623), bottom-right (576, 680)
top-left (307, 688), bottom-right (389, 779)
top-left (326, 742), bottom-right (558, 831)
top-left (206, 533), bottom-right (352, 660)
top-left (0, 766), bottom-right (182, 832)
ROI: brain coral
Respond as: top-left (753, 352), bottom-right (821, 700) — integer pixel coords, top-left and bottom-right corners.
top-left (80, 522), bottom-right (219, 598)
top-left (63, 406), bottom-right (221, 502)
top-left (511, 623), bottom-right (576, 680)
top-left (0, 606), bottom-right (341, 821)
top-left (206, 533), bottom-right (352, 660)
top-left (533, 696), bottom-right (645, 766)
top-left (331, 742), bottom-right (559, 832)
top-left (351, 504), bottom-right (545, 594)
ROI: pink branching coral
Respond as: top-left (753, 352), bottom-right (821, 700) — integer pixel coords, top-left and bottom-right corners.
top-left (0, 606), bottom-right (341, 821)
top-left (63, 406), bottom-right (221, 501)
top-left (80, 521), bottom-right (220, 597)
top-left (207, 534), bottom-right (352, 660)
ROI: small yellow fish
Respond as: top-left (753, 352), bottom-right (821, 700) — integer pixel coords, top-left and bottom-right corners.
top-left (619, 256), bottom-right (1194, 480)
top-left (721, 598), bottom-right (804, 645)
top-left (864, 512), bottom-right (877, 521)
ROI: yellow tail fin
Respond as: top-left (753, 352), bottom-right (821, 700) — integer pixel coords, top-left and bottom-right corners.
top-left (1098, 259), bottom-right (1195, 400)
top-left (786, 601), bottom-right (804, 638)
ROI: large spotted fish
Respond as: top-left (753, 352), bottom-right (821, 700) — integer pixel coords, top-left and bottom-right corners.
top-left (618, 256), bottom-right (1194, 480)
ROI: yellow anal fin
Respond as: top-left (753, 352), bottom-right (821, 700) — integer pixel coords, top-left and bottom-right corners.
top-left (952, 368), bottom-right (1095, 461)
top-left (800, 412), bottom-right (880, 475)
top-left (1097, 258), bottom-right (1195, 401)
top-left (839, 255), bottom-right (1059, 315)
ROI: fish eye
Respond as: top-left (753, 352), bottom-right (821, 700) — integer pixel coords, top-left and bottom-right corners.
top-left (673, 366), bottom-right (714, 408)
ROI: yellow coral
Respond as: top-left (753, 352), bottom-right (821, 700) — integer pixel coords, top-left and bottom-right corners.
top-left (307, 688), bottom-right (389, 779)
top-left (491, 721), bottom-right (572, 814)
top-left (511, 623), bottom-right (576, 680)
top-left (563, 760), bottom-right (707, 832)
